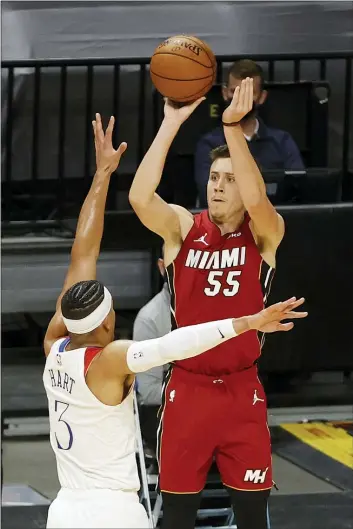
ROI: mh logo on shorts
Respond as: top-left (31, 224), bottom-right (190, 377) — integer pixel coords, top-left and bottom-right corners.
top-left (244, 467), bottom-right (269, 484)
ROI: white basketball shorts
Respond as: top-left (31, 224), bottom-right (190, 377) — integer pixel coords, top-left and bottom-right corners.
top-left (46, 488), bottom-right (150, 528)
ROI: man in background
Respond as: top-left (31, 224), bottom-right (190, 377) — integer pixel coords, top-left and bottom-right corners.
top-left (133, 254), bottom-right (171, 458)
top-left (194, 59), bottom-right (304, 207)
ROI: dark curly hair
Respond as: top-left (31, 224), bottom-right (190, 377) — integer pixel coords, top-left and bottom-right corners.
top-left (61, 280), bottom-right (104, 321)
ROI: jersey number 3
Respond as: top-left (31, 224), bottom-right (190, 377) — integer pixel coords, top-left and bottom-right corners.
top-left (204, 271), bottom-right (241, 297)
top-left (54, 400), bottom-right (73, 450)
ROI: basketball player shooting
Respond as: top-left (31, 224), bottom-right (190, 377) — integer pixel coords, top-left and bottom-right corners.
top-left (129, 78), bottom-right (299, 529)
top-left (43, 112), bottom-right (306, 528)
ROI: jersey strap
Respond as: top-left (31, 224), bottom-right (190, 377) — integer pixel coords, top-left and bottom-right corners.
top-left (84, 347), bottom-right (102, 376)
top-left (58, 337), bottom-right (70, 352)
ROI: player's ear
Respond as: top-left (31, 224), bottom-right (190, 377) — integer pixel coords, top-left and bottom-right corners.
top-left (102, 313), bottom-right (112, 333)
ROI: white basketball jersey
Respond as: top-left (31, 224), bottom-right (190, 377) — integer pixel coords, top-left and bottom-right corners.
top-left (43, 337), bottom-right (140, 491)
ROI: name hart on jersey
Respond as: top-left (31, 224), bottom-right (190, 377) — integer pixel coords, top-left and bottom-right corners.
top-left (185, 247), bottom-right (247, 270)
top-left (49, 368), bottom-right (75, 394)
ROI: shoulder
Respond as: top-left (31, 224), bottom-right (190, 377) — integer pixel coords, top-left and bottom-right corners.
top-left (170, 204), bottom-right (193, 220)
top-left (90, 339), bottom-right (133, 382)
top-left (264, 123), bottom-right (296, 144)
top-left (196, 126), bottom-right (224, 149)
top-left (44, 310), bottom-right (67, 357)
top-left (193, 209), bottom-right (207, 226)
top-left (170, 204), bottom-right (194, 238)
top-left (249, 213), bottom-right (284, 268)
top-left (100, 339), bottom-right (133, 365)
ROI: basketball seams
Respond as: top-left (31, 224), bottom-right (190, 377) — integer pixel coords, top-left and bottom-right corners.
top-left (150, 35), bottom-right (217, 102)
top-left (150, 70), bottom-right (213, 82)
top-left (151, 78), bottom-right (214, 102)
top-left (152, 52), bottom-right (214, 70)
top-left (151, 77), bottom-right (213, 101)
top-left (176, 35), bottom-right (215, 69)
top-left (159, 34), bottom-right (216, 70)
top-left (172, 78), bottom-right (214, 102)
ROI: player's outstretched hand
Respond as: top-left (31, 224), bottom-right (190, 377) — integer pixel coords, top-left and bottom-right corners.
top-left (92, 113), bottom-right (127, 173)
top-left (163, 97), bottom-right (206, 126)
top-left (222, 77), bottom-right (253, 125)
top-left (249, 297), bottom-right (308, 333)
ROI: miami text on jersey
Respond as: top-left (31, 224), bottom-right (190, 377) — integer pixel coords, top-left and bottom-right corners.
top-left (185, 247), bottom-right (246, 270)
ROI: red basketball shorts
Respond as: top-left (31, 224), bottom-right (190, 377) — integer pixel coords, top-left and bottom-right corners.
top-left (157, 365), bottom-right (272, 493)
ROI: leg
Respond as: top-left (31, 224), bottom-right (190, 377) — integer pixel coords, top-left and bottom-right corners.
top-left (215, 371), bottom-right (273, 528)
top-left (157, 369), bottom-right (215, 526)
top-left (139, 404), bottom-right (160, 455)
top-left (227, 487), bottom-right (270, 529)
top-left (160, 491), bottom-right (202, 529)
top-left (157, 369), bottom-right (214, 494)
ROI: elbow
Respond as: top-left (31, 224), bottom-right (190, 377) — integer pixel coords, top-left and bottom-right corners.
top-left (129, 190), bottom-right (148, 210)
top-left (129, 188), bottom-right (156, 211)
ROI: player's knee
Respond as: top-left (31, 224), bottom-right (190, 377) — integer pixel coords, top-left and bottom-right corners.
top-left (161, 491), bottom-right (201, 529)
top-left (162, 490), bottom-right (201, 509)
top-left (227, 487), bottom-right (271, 529)
top-left (227, 486), bottom-right (271, 504)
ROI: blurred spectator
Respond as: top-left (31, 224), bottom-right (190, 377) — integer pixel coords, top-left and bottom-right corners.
top-left (195, 59), bottom-right (305, 207)
top-left (133, 255), bottom-right (171, 458)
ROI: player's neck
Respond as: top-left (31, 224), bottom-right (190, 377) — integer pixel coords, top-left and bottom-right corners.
top-left (68, 332), bottom-right (107, 351)
top-left (209, 211), bottom-right (245, 235)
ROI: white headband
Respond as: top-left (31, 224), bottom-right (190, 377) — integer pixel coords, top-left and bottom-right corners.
top-left (62, 287), bottom-right (112, 334)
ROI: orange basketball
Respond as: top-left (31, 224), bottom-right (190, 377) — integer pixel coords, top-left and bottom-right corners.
top-left (150, 35), bottom-right (217, 103)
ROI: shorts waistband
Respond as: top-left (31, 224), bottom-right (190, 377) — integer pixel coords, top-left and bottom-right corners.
top-left (171, 364), bottom-right (258, 385)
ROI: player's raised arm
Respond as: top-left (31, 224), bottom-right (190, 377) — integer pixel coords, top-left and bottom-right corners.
top-left (100, 297), bottom-right (307, 376)
top-left (128, 98), bottom-right (204, 240)
top-left (222, 78), bottom-right (285, 256)
top-left (44, 115), bottom-right (127, 355)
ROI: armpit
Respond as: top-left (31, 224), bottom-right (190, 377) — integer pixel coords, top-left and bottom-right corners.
top-left (169, 204), bottom-right (194, 239)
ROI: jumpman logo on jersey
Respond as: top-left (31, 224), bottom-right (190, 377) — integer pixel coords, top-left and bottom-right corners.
top-left (218, 328), bottom-right (225, 339)
top-left (253, 390), bottom-right (265, 406)
top-left (194, 233), bottom-right (209, 246)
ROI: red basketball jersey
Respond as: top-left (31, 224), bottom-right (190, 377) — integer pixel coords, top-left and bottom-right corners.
top-left (166, 210), bottom-right (275, 375)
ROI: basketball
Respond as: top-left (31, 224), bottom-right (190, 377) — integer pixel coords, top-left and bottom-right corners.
top-left (150, 35), bottom-right (217, 103)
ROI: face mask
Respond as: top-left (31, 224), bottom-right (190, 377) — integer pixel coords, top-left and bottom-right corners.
top-left (242, 101), bottom-right (261, 121)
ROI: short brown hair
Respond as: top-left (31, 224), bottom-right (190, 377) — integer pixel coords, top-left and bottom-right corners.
top-left (227, 59), bottom-right (264, 89)
top-left (210, 145), bottom-right (230, 162)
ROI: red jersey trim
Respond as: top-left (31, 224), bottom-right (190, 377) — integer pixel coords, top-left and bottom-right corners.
top-left (84, 347), bottom-right (102, 376)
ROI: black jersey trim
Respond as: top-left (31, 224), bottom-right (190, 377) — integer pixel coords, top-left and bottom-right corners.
top-left (156, 365), bottom-right (174, 492)
top-left (165, 262), bottom-right (178, 331)
top-left (258, 260), bottom-right (276, 349)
